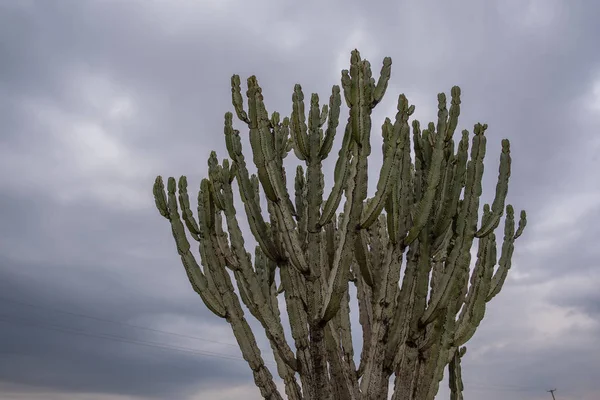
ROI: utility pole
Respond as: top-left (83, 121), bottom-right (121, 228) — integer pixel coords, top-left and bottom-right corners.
top-left (547, 388), bottom-right (557, 400)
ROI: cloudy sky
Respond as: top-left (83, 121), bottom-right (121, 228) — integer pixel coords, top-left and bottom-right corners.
top-left (1, 0), bottom-right (599, 399)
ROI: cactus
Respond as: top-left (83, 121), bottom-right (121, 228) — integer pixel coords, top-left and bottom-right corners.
top-left (153, 50), bottom-right (527, 400)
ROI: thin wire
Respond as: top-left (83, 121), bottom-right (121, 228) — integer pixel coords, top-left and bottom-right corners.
top-left (0, 314), bottom-right (277, 367)
top-left (464, 377), bottom-right (544, 391)
top-left (0, 295), bottom-right (246, 349)
top-left (0, 298), bottom-right (546, 393)
top-left (466, 383), bottom-right (541, 392)
top-left (0, 315), bottom-right (247, 362)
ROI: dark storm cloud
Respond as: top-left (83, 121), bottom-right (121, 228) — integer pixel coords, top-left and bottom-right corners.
top-left (1, 0), bottom-right (599, 399)
top-left (0, 199), bottom-right (252, 399)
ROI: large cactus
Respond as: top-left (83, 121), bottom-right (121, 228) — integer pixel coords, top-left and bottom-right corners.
top-left (153, 50), bottom-right (527, 400)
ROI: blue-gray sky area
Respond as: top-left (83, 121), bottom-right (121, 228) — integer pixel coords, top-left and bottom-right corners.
top-left (1, 1), bottom-right (599, 399)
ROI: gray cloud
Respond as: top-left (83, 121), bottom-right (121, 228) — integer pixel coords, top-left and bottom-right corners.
top-left (1, 0), bottom-right (599, 399)
top-left (0, 257), bottom-right (252, 399)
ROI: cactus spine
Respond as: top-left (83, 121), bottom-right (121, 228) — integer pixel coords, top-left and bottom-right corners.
top-left (153, 50), bottom-right (527, 400)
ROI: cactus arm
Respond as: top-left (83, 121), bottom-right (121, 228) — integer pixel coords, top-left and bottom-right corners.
top-left (320, 142), bottom-right (362, 321)
top-left (429, 231), bottom-right (450, 297)
top-left (235, 269), bottom-right (261, 319)
top-left (385, 182), bottom-right (400, 244)
top-left (322, 50), bottom-right (393, 323)
top-left (224, 112), bottom-right (281, 262)
top-left (454, 231), bottom-right (496, 346)
top-left (444, 86), bottom-right (462, 140)
top-left (294, 166), bottom-right (308, 250)
top-left (306, 92), bottom-right (326, 233)
top-left (153, 176), bottom-right (226, 317)
top-left (366, 215), bottom-right (387, 276)
top-left (384, 242), bottom-right (419, 369)
top-left (197, 182), bottom-right (284, 400)
top-left (193, 184), bottom-right (228, 299)
top-left (206, 157), bottom-right (241, 269)
top-left (218, 171), bottom-right (261, 278)
top-left (271, 112), bottom-right (290, 162)
top-left (408, 233), bottom-right (435, 337)
top-left (359, 95), bottom-right (409, 229)
top-left (319, 85), bottom-right (342, 160)
top-left (371, 56), bottom-right (392, 107)
top-left (271, 203), bottom-right (309, 274)
top-left (207, 154), bottom-right (302, 374)
top-left (348, 50), bottom-right (367, 144)
top-left (301, 90), bottom-right (334, 394)
top-left (514, 209), bottom-right (527, 239)
top-left (153, 176), bottom-right (169, 219)
top-left (320, 150), bottom-right (360, 323)
top-left (319, 103), bottom-right (329, 127)
top-left (428, 85), bottom-right (461, 235)
top-left (320, 53), bottom-right (380, 228)
top-left (319, 124), bottom-right (353, 226)
top-left (325, 281), bottom-right (360, 400)
top-left (273, 355), bottom-right (303, 400)
top-left (354, 259), bottom-right (373, 380)
top-left (341, 69), bottom-right (352, 107)
top-left (486, 205), bottom-right (519, 301)
top-left (421, 336), bottom-right (454, 400)
top-left (420, 124), bottom-right (434, 172)
top-left (261, 259), bottom-right (303, 400)
top-left (231, 75), bottom-right (251, 124)
top-left (449, 347), bottom-right (466, 400)
top-left (412, 120), bottom-right (424, 176)
top-left (337, 276), bottom-right (359, 387)
top-left (403, 95), bottom-right (452, 246)
top-left (407, 324), bottom-right (452, 400)
top-left (430, 141), bottom-right (454, 229)
top-left (436, 93), bottom-right (449, 144)
top-left (420, 124), bottom-right (488, 326)
top-left (387, 235), bottom-right (436, 393)
top-left (388, 122), bottom-right (414, 244)
top-left (290, 84), bottom-right (310, 160)
top-left (390, 343), bottom-right (419, 400)
top-left (247, 78), bottom-right (280, 203)
top-left (324, 329), bottom-right (346, 400)
top-left (254, 247), bottom-right (274, 310)
top-left (325, 321), bottom-right (360, 400)
top-left (246, 78), bottom-right (309, 274)
top-left (176, 176), bottom-right (201, 240)
top-left (210, 167), bottom-right (300, 371)
top-left (230, 81), bottom-right (308, 274)
top-left (279, 262), bottom-right (314, 394)
top-left (476, 139), bottom-right (512, 237)
top-left (212, 279), bottom-right (284, 398)
top-left (202, 179), bottom-right (300, 373)
top-left (324, 219), bottom-right (337, 272)
top-left (354, 230), bottom-right (374, 287)
top-left (360, 244), bottom-right (404, 397)
top-left (433, 131), bottom-right (469, 237)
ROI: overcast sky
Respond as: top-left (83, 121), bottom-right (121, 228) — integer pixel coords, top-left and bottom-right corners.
top-left (1, 1), bottom-right (599, 399)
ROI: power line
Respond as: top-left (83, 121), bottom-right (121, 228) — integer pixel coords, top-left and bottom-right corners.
top-left (466, 383), bottom-right (540, 392)
top-left (0, 295), bottom-right (249, 349)
top-left (0, 315), bottom-right (551, 395)
top-left (465, 380), bottom-right (542, 391)
top-left (0, 314), bottom-right (276, 367)
top-left (0, 314), bottom-right (249, 362)
top-left (0, 297), bottom-right (550, 394)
